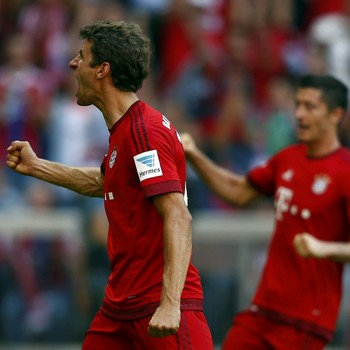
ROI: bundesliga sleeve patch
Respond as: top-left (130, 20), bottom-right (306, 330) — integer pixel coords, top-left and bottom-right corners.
top-left (134, 150), bottom-right (163, 182)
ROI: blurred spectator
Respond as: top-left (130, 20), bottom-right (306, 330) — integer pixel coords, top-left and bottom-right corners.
top-left (156, 0), bottom-right (225, 107)
top-left (260, 76), bottom-right (296, 157)
top-left (84, 199), bottom-right (109, 318)
top-left (226, 0), bottom-right (295, 105)
top-left (16, 0), bottom-right (76, 84)
top-left (0, 182), bottom-right (84, 343)
top-left (46, 73), bottom-right (108, 206)
top-left (0, 168), bottom-right (23, 211)
top-left (308, 13), bottom-right (350, 88)
top-left (0, 33), bottom-right (53, 190)
top-left (211, 68), bottom-right (253, 174)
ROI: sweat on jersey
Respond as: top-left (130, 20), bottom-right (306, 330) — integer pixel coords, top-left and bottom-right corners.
top-left (247, 144), bottom-right (350, 340)
top-left (100, 100), bottom-right (203, 320)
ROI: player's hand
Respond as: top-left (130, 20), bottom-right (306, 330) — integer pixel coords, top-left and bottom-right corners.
top-left (148, 304), bottom-right (180, 337)
top-left (180, 132), bottom-right (198, 157)
top-left (6, 140), bottom-right (38, 175)
top-left (293, 233), bottom-right (328, 259)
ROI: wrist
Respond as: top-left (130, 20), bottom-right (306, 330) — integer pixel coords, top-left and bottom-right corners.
top-left (30, 158), bottom-right (44, 177)
top-left (160, 293), bottom-right (181, 310)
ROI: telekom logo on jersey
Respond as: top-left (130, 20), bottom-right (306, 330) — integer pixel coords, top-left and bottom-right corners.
top-left (275, 186), bottom-right (311, 221)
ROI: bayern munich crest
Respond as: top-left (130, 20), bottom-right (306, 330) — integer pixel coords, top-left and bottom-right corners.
top-left (311, 174), bottom-right (331, 195)
top-left (109, 149), bottom-right (117, 168)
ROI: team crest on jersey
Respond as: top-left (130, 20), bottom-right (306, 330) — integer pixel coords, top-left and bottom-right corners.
top-left (109, 149), bottom-right (117, 168)
top-left (134, 149), bottom-right (163, 182)
top-left (311, 174), bottom-right (331, 195)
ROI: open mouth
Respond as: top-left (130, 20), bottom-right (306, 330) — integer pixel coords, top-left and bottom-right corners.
top-left (297, 124), bottom-right (309, 130)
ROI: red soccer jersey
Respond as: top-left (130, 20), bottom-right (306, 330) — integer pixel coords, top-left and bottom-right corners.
top-left (100, 100), bottom-right (203, 318)
top-left (247, 144), bottom-right (350, 336)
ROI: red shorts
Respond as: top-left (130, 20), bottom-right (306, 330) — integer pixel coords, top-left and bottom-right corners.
top-left (82, 309), bottom-right (213, 350)
top-left (222, 311), bottom-right (328, 350)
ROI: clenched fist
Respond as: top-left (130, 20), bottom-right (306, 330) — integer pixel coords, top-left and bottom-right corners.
top-left (6, 140), bottom-right (38, 176)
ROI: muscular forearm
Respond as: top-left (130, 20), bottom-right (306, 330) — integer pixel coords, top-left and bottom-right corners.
top-left (7, 140), bottom-right (104, 197)
top-left (31, 158), bottom-right (104, 197)
top-left (186, 148), bottom-right (258, 206)
top-left (148, 192), bottom-right (192, 337)
top-left (161, 211), bottom-right (192, 308)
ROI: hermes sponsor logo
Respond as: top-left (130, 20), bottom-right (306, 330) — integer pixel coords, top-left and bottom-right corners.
top-left (134, 150), bottom-right (163, 181)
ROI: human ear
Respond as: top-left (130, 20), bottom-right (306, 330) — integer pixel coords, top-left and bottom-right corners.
top-left (96, 62), bottom-right (110, 79)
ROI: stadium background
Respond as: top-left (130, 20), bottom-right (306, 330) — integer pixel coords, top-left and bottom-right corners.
top-left (1, 0), bottom-right (350, 348)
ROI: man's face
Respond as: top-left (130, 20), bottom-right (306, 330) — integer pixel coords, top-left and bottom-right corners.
top-left (295, 88), bottom-right (337, 144)
top-left (68, 40), bottom-right (96, 106)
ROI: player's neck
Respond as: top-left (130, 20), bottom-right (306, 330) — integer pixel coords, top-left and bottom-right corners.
top-left (99, 91), bottom-right (139, 129)
top-left (306, 138), bottom-right (340, 158)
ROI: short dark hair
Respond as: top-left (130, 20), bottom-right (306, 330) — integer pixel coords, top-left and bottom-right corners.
top-left (298, 74), bottom-right (349, 112)
top-left (79, 20), bottom-right (151, 92)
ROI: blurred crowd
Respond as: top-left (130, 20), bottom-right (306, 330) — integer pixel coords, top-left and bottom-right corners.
top-left (1, 0), bottom-right (350, 345)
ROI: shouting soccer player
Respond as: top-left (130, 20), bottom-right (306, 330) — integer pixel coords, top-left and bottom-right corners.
top-left (6, 20), bottom-right (213, 350)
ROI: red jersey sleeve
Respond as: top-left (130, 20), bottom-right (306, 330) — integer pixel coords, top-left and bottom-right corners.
top-left (247, 155), bottom-right (278, 196)
top-left (131, 109), bottom-right (185, 198)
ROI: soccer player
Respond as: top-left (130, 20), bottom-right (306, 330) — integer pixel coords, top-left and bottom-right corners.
top-left (6, 20), bottom-right (213, 350)
top-left (181, 74), bottom-right (350, 350)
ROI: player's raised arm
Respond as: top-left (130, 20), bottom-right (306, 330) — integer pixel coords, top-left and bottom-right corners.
top-left (294, 233), bottom-right (350, 262)
top-left (181, 132), bottom-right (259, 206)
top-left (7, 140), bottom-right (104, 198)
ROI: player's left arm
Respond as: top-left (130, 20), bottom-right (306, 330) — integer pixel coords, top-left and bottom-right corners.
top-left (294, 171), bottom-right (350, 263)
top-left (148, 191), bottom-right (192, 337)
top-left (294, 233), bottom-right (350, 262)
